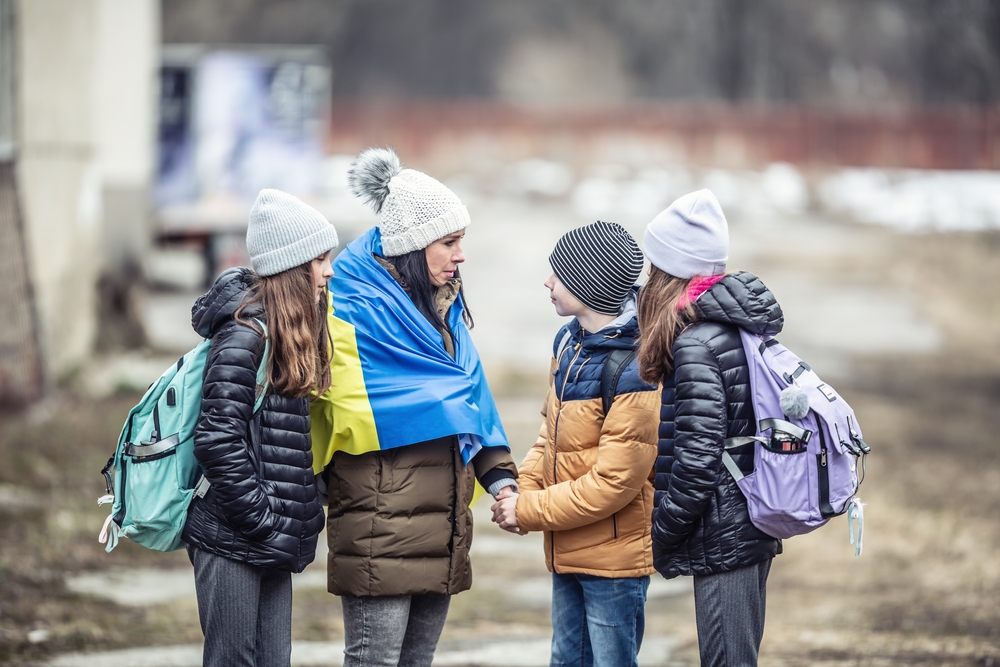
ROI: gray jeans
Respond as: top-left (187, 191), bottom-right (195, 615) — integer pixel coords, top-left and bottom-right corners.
top-left (693, 557), bottom-right (772, 667)
top-left (341, 594), bottom-right (451, 667)
top-left (189, 546), bottom-right (292, 667)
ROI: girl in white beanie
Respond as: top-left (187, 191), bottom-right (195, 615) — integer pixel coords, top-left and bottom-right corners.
top-left (637, 189), bottom-right (785, 667)
top-left (184, 189), bottom-right (338, 667)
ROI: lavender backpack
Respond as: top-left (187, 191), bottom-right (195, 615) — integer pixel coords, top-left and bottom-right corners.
top-left (721, 329), bottom-right (870, 555)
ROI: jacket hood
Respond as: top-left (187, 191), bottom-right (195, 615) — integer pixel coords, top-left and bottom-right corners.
top-left (564, 287), bottom-right (640, 353)
top-left (191, 267), bottom-right (261, 338)
top-left (692, 271), bottom-right (783, 336)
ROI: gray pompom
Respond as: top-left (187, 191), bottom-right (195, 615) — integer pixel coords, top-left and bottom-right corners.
top-left (780, 385), bottom-right (810, 420)
top-left (348, 147), bottom-right (402, 213)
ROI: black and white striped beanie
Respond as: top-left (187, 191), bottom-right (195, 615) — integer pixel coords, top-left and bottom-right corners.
top-left (549, 221), bottom-right (644, 316)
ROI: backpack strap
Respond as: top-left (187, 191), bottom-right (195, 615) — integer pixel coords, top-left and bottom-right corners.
top-left (555, 329), bottom-right (573, 363)
top-left (722, 435), bottom-right (767, 482)
top-left (252, 318), bottom-right (270, 413)
top-left (721, 450), bottom-right (745, 481)
top-left (759, 418), bottom-right (811, 443)
top-left (194, 318), bottom-right (270, 499)
top-left (600, 348), bottom-right (636, 417)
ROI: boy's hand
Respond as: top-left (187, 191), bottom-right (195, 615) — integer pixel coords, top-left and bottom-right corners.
top-left (490, 493), bottom-right (525, 535)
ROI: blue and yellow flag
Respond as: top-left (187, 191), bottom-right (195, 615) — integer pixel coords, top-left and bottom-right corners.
top-left (310, 227), bottom-right (509, 474)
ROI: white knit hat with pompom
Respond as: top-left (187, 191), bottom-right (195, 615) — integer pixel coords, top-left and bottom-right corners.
top-left (347, 147), bottom-right (470, 257)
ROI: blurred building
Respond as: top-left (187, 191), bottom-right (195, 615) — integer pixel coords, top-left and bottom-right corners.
top-left (2, 0), bottom-right (997, 405)
top-left (161, 1), bottom-right (1000, 174)
top-left (0, 0), bottom-right (158, 404)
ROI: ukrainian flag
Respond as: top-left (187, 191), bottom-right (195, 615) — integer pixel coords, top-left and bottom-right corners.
top-left (310, 227), bottom-right (509, 475)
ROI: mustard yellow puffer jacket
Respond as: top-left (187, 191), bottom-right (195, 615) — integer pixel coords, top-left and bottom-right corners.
top-left (517, 296), bottom-right (660, 577)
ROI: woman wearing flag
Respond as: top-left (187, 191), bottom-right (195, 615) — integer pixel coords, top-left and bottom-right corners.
top-left (311, 147), bottom-right (518, 667)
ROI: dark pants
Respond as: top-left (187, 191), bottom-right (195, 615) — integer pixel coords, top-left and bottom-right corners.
top-left (340, 593), bottom-right (451, 667)
top-left (693, 558), bottom-right (772, 667)
top-left (189, 546), bottom-right (293, 667)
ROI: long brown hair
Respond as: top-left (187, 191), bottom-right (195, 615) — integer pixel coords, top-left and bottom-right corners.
top-left (236, 263), bottom-right (332, 398)
top-left (636, 266), bottom-right (695, 385)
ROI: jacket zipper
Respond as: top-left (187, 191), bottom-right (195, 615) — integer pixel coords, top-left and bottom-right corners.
top-left (550, 340), bottom-right (584, 571)
top-left (612, 513), bottom-right (618, 539)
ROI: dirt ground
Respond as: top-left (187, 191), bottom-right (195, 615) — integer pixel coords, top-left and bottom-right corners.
top-left (1, 226), bottom-right (999, 666)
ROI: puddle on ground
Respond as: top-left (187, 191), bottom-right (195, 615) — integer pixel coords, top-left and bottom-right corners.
top-left (47, 635), bottom-right (677, 667)
top-left (65, 568), bottom-right (195, 607)
top-left (64, 565), bottom-right (328, 607)
top-left (0, 484), bottom-right (43, 511)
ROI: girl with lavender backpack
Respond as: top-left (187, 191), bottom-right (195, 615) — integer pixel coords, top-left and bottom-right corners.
top-left (636, 189), bottom-right (783, 667)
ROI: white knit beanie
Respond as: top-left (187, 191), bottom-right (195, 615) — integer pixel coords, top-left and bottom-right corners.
top-left (246, 189), bottom-right (339, 276)
top-left (643, 189), bottom-right (729, 278)
top-left (348, 147), bottom-right (470, 257)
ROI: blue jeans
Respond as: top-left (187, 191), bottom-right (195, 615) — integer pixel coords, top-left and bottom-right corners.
top-left (550, 573), bottom-right (650, 667)
top-left (188, 546), bottom-right (292, 667)
top-left (340, 594), bottom-right (451, 667)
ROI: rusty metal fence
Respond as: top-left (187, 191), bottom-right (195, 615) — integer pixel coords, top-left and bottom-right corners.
top-left (327, 103), bottom-right (1000, 171)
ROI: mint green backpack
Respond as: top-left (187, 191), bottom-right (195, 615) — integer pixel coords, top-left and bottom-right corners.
top-left (98, 324), bottom-right (268, 552)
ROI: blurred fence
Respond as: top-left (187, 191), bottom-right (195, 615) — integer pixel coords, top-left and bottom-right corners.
top-left (327, 103), bottom-right (1000, 172)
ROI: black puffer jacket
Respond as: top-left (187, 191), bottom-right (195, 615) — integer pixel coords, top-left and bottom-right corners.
top-left (183, 268), bottom-right (325, 573)
top-left (651, 271), bottom-right (784, 579)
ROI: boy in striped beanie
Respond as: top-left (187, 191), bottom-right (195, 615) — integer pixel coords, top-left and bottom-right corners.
top-left (491, 220), bottom-right (660, 667)
top-left (547, 219), bottom-right (645, 321)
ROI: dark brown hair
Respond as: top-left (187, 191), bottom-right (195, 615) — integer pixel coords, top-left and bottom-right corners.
top-left (236, 263), bottom-right (332, 398)
top-left (636, 266), bottom-right (695, 385)
top-left (385, 248), bottom-right (474, 331)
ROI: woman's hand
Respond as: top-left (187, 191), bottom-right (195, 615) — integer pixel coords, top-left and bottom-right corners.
top-left (490, 491), bottom-right (525, 535)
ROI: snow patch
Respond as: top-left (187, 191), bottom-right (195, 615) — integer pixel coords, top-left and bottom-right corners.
top-left (817, 169), bottom-right (1000, 232)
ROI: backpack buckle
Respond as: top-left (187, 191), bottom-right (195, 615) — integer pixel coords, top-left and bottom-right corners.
top-left (847, 416), bottom-right (871, 454)
top-left (100, 456), bottom-right (115, 495)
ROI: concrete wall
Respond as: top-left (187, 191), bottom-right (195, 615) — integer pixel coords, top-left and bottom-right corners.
top-left (17, 0), bottom-right (101, 379)
top-left (96, 0), bottom-right (158, 271)
top-left (16, 0), bottom-right (157, 381)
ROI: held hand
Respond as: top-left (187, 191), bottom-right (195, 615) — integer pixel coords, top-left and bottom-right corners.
top-left (490, 493), bottom-right (522, 534)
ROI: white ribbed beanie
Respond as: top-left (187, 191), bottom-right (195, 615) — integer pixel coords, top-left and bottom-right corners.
top-left (246, 189), bottom-right (339, 276)
top-left (348, 147), bottom-right (470, 257)
top-left (643, 189), bottom-right (729, 278)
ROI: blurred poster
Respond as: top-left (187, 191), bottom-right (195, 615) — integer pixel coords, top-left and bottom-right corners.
top-left (156, 64), bottom-right (196, 206)
top-left (155, 47), bottom-right (331, 208)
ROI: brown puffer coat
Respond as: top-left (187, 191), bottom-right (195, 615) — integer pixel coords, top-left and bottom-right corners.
top-left (324, 263), bottom-right (517, 596)
top-left (326, 441), bottom-right (515, 596)
top-left (516, 297), bottom-right (660, 578)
